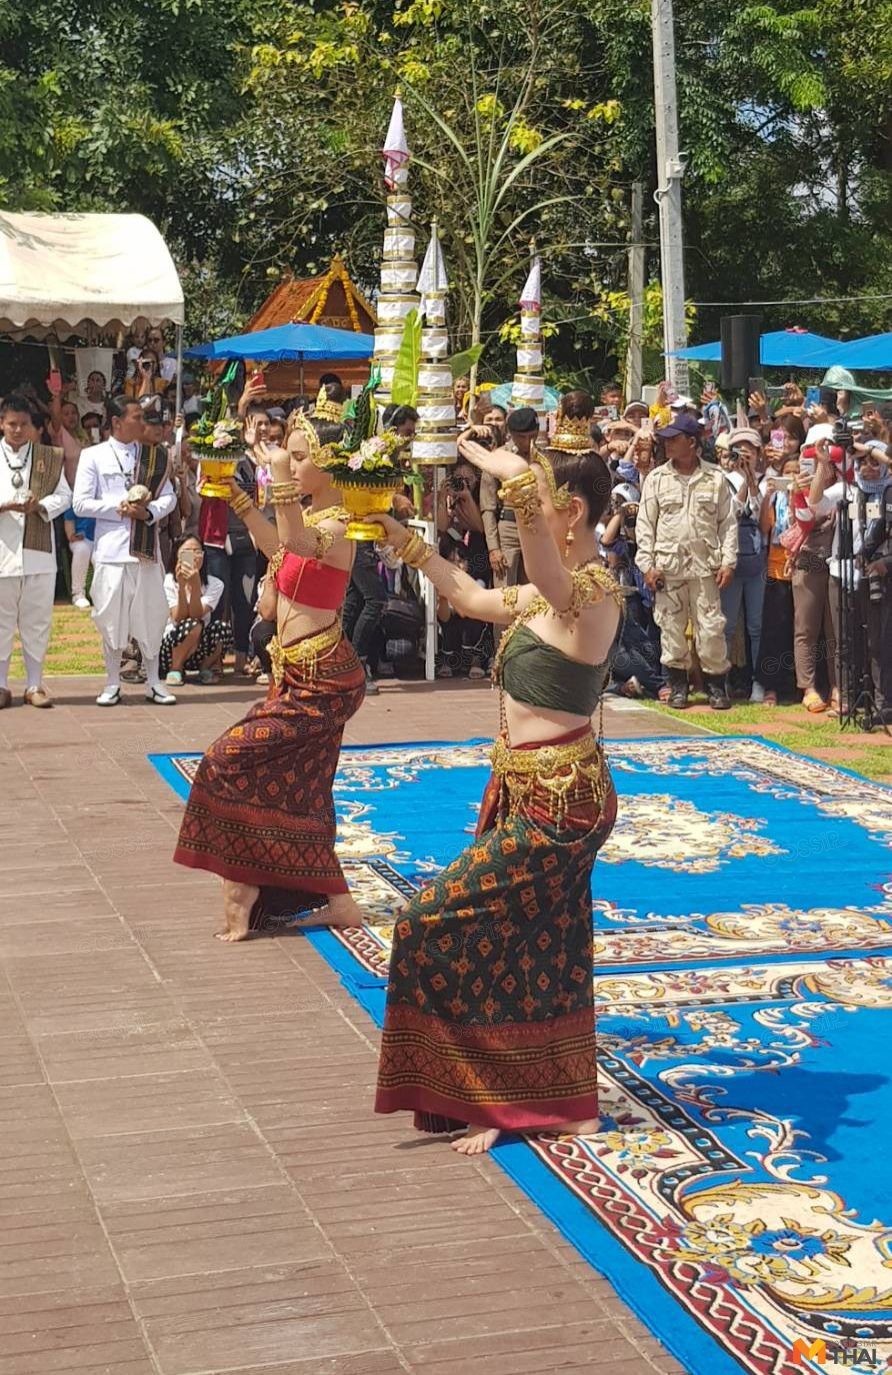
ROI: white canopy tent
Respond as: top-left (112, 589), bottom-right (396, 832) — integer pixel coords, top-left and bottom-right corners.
top-left (0, 211), bottom-right (183, 336)
top-left (0, 211), bottom-right (185, 409)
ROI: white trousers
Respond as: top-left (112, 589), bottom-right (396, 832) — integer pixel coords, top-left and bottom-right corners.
top-left (90, 561), bottom-right (168, 657)
top-left (70, 540), bottom-right (93, 599)
top-left (0, 573), bottom-right (56, 687)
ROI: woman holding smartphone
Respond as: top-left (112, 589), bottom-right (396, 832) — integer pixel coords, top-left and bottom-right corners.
top-left (160, 535), bottom-right (230, 685)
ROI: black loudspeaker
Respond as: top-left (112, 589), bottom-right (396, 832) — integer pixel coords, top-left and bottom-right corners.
top-left (720, 315), bottom-right (762, 391)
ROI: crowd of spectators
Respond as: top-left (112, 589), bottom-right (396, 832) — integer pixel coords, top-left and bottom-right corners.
top-left (1, 346), bottom-right (891, 722)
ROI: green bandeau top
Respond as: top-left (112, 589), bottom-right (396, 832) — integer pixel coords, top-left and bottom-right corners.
top-left (498, 624), bottom-right (609, 717)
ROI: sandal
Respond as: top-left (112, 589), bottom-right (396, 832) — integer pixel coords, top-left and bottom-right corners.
top-left (803, 689), bottom-right (827, 713)
top-left (198, 668), bottom-right (221, 685)
top-left (165, 670), bottom-right (184, 687)
top-left (763, 691), bottom-right (778, 708)
top-left (468, 664), bottom-right (487, 681)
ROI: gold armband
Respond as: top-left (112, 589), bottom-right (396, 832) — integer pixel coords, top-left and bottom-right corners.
top-left (270, 481), bottom-right (301, 507)
top-left (498, 469), bottom-right (540, 527)
top-left (228, 490), bottom-right (253, 518)
top-left (501, 584), bottom-right (519, 615)
top-left (400, 531), bottom-right (435, 569)
top-left (313, 526), bottom-right (336, 559)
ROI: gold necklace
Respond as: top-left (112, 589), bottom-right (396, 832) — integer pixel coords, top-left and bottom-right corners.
top-left (492, 561), bottom-right (623, 684)
top-left (305, 504), bottom-right (348, 527)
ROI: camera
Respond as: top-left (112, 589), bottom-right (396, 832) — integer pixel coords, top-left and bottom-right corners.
top-left (447, 473), bottom-right (468, 493)
top-left (833, 419), bottom-right (854, 450)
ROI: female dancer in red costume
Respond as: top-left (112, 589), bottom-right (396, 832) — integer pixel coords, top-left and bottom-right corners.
top-left (173, 409), bottom-right (366, 940)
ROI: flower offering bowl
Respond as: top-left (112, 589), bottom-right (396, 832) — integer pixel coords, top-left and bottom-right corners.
top-left (338, 479), bottom-right (401, 541)
top-left (198, 457), bottom-right (239, 499)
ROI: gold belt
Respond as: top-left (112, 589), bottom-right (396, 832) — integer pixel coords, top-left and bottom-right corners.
top-left (490, 732), bottom-right (607, 829)
top-left (269, 620), bottom-right (342, 687)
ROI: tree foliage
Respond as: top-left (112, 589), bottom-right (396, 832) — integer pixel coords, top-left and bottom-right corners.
top-left (1, 0), bottom-right (890, 378)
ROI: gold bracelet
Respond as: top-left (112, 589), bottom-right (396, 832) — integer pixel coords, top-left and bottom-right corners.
top-left (228, 491), bottom-right (253, 517)
top-left (270, 481), bottom-right (301, 507)
top-left (401, 533), bottom-right (435, 569)
top-left (498, 469), bottom-right (540, 528)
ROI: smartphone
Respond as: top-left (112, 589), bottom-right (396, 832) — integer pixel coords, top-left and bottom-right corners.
top-left (769, 475), bottom-right (793, 490)
top-left (805, 386), bottom-right (822, 409)
top-left (748, 377), bottom-right (767, 399)
top-left (770, 428), bottom-right (785, 450)
top-left (800, 456), bottom-right (815, 477)
top-left (253, 370), bottom-right (266, 389)
top-left (179, 548), bottom-right (195, 573)
top-left (47, 369), bottom-right (63, 396)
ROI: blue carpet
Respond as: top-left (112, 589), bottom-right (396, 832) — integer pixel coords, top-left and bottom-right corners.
top-left (151, 736), bottom-right (892, 1375)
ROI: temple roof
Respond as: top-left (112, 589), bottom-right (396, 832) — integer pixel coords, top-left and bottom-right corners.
top-left (247, 255), bottom-right (377, 334)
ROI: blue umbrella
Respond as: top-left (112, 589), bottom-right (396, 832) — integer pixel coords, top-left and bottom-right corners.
top-left (828, 333), bottom-right (892, 372)
top-left (671, 329), bottom-right (843, 368)
top-left (185, 321), bottom-right (374, 362)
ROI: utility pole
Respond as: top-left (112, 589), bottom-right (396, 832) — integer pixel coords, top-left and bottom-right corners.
top-left (625, 181), bottom-right (645, 402)
top-left (651, 0), bottom-right (689, 393)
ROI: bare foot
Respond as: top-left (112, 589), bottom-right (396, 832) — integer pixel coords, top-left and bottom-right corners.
top-left (216, 880), bottom-right (259, 943)
top-left (452, 1126), bottom-right (501, 1155)
top-left (303, 892), bottom-right (366, 929)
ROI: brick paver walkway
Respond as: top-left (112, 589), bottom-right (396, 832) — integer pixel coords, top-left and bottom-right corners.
top-left (0, 678), bottom-right (703, 1375)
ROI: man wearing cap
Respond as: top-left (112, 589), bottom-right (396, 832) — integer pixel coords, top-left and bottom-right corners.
top-left (722, 427), bottom-right (767, 702)
top-left (479, 408), bottom-right (536, 626)
top-left (635, 412), bottom-right (737, 709)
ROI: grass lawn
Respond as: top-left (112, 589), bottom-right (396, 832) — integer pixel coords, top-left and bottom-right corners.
top-left (9, 608), bottom-right (892, 787)
top-left (652, 698), bottom-right (892, 784)
top-left (8, 602), bottom-right (105, 678)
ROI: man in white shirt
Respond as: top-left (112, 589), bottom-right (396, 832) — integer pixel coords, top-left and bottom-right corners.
top-left (73, 397), bottom-right (177, 706)
top-left (0, 395), bottom-right (71, 708)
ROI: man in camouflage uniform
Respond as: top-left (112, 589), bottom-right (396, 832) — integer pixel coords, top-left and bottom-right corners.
top-left (635, 413), bottom-right (737, 709)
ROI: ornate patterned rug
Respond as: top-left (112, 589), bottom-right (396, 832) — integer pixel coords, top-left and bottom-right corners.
top-left (151, 737), bottom-right (892, 1375)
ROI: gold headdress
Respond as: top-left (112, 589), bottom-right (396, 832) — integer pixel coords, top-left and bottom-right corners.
top-left (285, 409), bottom-right (337, 469)
top-left (314, 383), bottom-right (345, 424)
top-left (531, 417), bottom-right (596, 511)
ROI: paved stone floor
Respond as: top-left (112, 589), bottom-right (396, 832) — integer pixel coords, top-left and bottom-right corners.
top-left (0, 678), bottom-right (704, 1375)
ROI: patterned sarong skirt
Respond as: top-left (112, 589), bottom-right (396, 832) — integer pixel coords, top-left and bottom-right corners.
top-left (173, 633), bottom-right (365, 916)
top-left (375, 725), bottom-right (616, 1133)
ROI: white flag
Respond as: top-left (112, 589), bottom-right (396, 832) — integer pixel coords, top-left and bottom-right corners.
top-left (383, 97), bottom-right (409, 190)
top-left (416, 230), bottom-right (448, 318)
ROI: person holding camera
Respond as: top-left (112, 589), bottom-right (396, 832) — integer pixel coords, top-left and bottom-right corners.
top-left (601, 482), bottom-right (664, 698)
top-left (479, 408), bottom-right (538, 630)
top-left (806, 439), bottom-right (892, 717)
top-left (436, 455), bottom-right (491, 678)
top-left (755, 455), bottom-right (801, 703)
top-left (721, 428), bottom-right (767, 701)
top-left (125, 350), bottom-right (167, 402)
top-left (635, 412), bottom-right (737, 709)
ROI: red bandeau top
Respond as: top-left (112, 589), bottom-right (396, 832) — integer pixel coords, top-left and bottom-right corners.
top-left (275, 550), bottom-right (349, 611)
